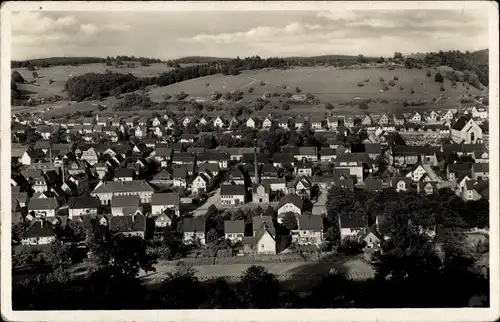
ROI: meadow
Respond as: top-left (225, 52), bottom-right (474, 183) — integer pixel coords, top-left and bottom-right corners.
top-left (13, 64), bottom-right (486, 118)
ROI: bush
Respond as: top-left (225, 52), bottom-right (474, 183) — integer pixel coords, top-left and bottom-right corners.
top-left (388, 80), bottom-right (396, 87)
top-left (281, 92), bottom-right (293, 98)
top-left (281, 103), bottom-right (290, 110)
top-left (176, 91), bottom-right (189, 100)
top-left (248, 87), bottom-right (254, 93)
top-left (324, 103), bottom-right (334, 110)
top-left (357, 82), bottom-right (364, 87)
top-left (410, 88), bottom-right (415, 94)
top-left (364, 78), bottom-right (370, 82)
top-left (379, 77), bottom-right (385, 82)
top-left (403, 100), bottom-right (409, 107)
top-left (388, 66), bottom-right (395, 70)
top-left (49, 79), bottom-right (55, 84)
top-left (295, 86), bottom-right (301, 93)
top-left (206, 83), bottom-right (210, 87)
top-left (382, 83), bottom-right (389, 91)
top-left (434, 72), bottom-right (444, 83)
top-left (380, 99), bottom-right (388, 104)
top-left (426, 70), bottom-right (432, 77)
top-left (11, 71), bottom-right (25, 83)
top-left (400, 86), bottom-right (404, 91)
top-left (358, 102), bottom-right (369, 109)
top-left (440, 84), bottom-right (445, 92)
top-left (259, 81), bottom-right (266, 86)
top-left (393, 76), bottom-right (398, 80)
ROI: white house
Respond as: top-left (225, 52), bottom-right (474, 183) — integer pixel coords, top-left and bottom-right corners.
top-left (220, 184), bottom-right (246, 205)
top-left (151, 192), bottom-right (180, 216)
top-left (450, 116), bottom-right (483, 144)
top-left (276, 194), bottom-right (303, 223)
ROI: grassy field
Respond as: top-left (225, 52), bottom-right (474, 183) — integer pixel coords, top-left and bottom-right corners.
top-left (13, 65), bottom-right (487, 118)
top-left (13, 62), bottom-right (179, 100)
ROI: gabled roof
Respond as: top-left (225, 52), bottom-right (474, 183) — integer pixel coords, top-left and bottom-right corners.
top-left (272, 152), bottom-right (294, 163)
top-left (151, 192), bottom-right (180, 206)
top-left (297, 215), bottom-right (323, 231)
top-left (224, 220), bottom-right (245, 234)
top-left (339, 213), bottom-right (368, 229)
top-left (110, 214), bottom-right (146, 233)
top-left (252, 215), bottom-right (275, 236)
top-left (22, 221), bottom-right (56, 238)
top-left (115, 167), bottom-right (134, 178)
top-left (111, 195), bottom-right (140, 207)
top-left (28, 197), bottom-right (58, 210)
top-left (277, 194), bottom-right (304, 210)
top-left (472, 163), bottom-right (489, 173)
top-left (298, 146), bottom-right (318, 155)
top-left (183, 216), bottom-right (206, 233)
top-left (92, 180), bottom-right (154, 193)
top-left (451, 116), bottom-right (473, 131)
top-left (68, 195), bottom-right (100, 209)
top-left (220, 184), bottom-right (246, 196)
top-left (364, 143), bottom-right (382, 154)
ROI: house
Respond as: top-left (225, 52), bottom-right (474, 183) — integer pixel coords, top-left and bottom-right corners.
top-left (405, 163), bottom-right (429, 182)
top-left (289, 177), bottom-right (312, 199)
top-left (151, 192), bottom-right (180, 216)
top-left (27, 197), bottom-right (58, 218)
top-left (32, 174), bottom-right (49, 193)
top-left (379, 113), bottom-right (389, 125)
top-left (243, 222), bottom-right (276, 255)
top-left (473, 150), bottom-right (489, 163)
top-left (443, 110), bottom-right (455, 122)
top-left (67, 160), bottom-right (86, 176)
top-left (172, 152), bottom-right (195, 165)
top-left (246, 117), bottom-right (257, 128)
top-left (262, 116), bottom-right (273, 129)
top-left (111, 195), bottom-right (141, 216)
top-left (91, 180), bottom-right (154, 205)
top-left (21, 220), bottom-right (57, 246)
top-left (20, 149), bottom-right (46, 166)
top-left (224, 220), bottom-right (245, 242)
top-left (471, 106), bottom-right (488, 119)
top-left (213, 116), bottom-right (226, 128)
top-left (361, 114), bottom-right (372, 126)
top-left (114, 168), bottom-right (135, 182)
top-left (154, 147), bottom-right (173, 167)
top-left (447, 163), bottom-right (473, 188)
top-left (261, 178), bottom-right (287, 193)
top-left (295, 163), bottom-right (313, 177)
top-left (171, 167), bottom-right (189, 188)
top-left (197, 151), bottom-right (230, 169)
top-left (344, 117), bottom-right (355, 128)
top-left (364, 143), bottom-right (382, 160)
top-left (450, 116), bottom-right (483, 144)
top-left (335, 154), bottom-right (366, 182)
top-left (220, 184), bottom-right (246, 205)
top-left (327, 116), bottom-right (340, 129)
top-left (417, 181), bottom-right (439, 195)
top-left (320, 147), bottom-right (338, 164)
top-left (410, 112), bottom-right (423, 123)
top-left (155, 211), bottom-right (173, 228)
top-left (389, 177), bottom-right (412, 192)
top-left (109, 213), bottom-right (147, 238)
top-left (277, 194), bottom-right (304, 223)
top-left (198, 162), bottom-right (220, 176)
top-left (294, 215), bottom-right (323, 245)
top-left (427, 110), bottom-right (439, 123)
top-left (183, 217), bottom-right (206, 245)
top-left (391, 145), bottom-right (421, 166)
top-left (310, 117), bottom-right (323, 130)
top-left (150, 169), bottom-right (172, 186)
top-left (359, 228), bottom-right (383, 249)
top-left (471, 163), bottom-right (489, 181)
top-left (68, 195), bottom-right (100, 219)
top-left (339, 213), bottom-right (368, 240)
top-left (80, 147), bottom-right (99, 166)
top-left (294, 147), bottom-right (318, 162)
top-left (252, 183), bottom-right (270, 204)
top-left (363, 176), bottom-right (384, 192)
top-left (191, 171), bottom-right (213, 194)
top-left (272, 153), bottom-right (295, 168)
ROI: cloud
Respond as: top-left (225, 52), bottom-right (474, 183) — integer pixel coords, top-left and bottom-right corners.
top-left (80, 23), bottom-right (100, 34)
top-left (12, 12), bottom-right (78, 34)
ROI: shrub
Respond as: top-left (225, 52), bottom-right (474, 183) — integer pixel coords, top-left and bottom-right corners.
top-left (364, 78), bottom-right (370, 82)
top-left (393, 76), bottom-right (398, 80)
top-left (248, 87), bottom-right (254, 93)
top-left (440, 84), bottom-right (445, 92)
top-left (11, 71), bottom-right (25, 83)
top-left (206, 83), bottom-right (210, 87)
top-left (426, 70), bottom-right (432, 77)
top-left (388, 80), bottom-right (396, 87)
top-left (281, 103), bottom-right (290, 110)
top-left (434, 72), bottom-right (444, 83)
top-left (324, 103), bottom-right (334, 110)
top-left (281, 92), bottom-right (293, 98)
top-left (403, 100), bottom-right (409, 107)
top-left (295, 86), bottom-right (301, 93)
top-left (388, 66), bottom-right (395, 70)
top-left (380, 99), bottom-right (389, 104)
top-left (400, 86), bottom-right (404, 91)
top-left (410, 88), bottom-right (415, 94)
top-left (382, 83), bottom-right (389, 91)
top-left (379, 77), bottom-right (385, 82)
top-left (358, 102), bottom-right (369, 109)
top-left (259, 81), bottom-right (266, 86)
top-left (357, 82), bottom-right (365, 87)
top-left (176, 91), bottom-right (189, 100)
top-left (49, 79), bottom-right (55, 84)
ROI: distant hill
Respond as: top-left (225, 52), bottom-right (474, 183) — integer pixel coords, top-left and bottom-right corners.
top-left (471, 49), bottom-right (488, 65)
top-left (173, 56), bottom-right (233, 64)
top-left (11, 57), bottom-right (106, 68)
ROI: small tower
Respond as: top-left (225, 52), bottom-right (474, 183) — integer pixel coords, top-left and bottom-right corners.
top-left (253, 147), bottom-right (259, 184)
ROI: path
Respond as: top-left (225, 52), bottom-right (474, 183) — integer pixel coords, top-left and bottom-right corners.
top-left (233, 76), bottom-right (260, 91)
top-left (192, 188), bottom-right (220, 216)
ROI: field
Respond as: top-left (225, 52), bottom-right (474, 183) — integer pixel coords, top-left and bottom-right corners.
top-left (13, 64), bottom-right (487, 119)
top-left (12, 62), bottom-right (180, 100)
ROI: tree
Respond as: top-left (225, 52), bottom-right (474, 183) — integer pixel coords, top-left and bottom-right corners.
top-left (32, 71), bottom-right (39, 79)
top-left (295, 86), bottom-right (301, 93)
top-left (282, 213), bottom-right (298, 230)
top-left (237, 265), bottom-right (282, 308)
top-left (426, 70), bottom-right (432, 77)
top-left (435, 72), bottom-right (444, 83)
top-left (67, 219), bottom-right (86, 242)
top-left (394, 52), bottom-right (403, 59)
top-left (12, 71), bottom-right (25, 83)
top-left (160, 265), bottom-right (205, 309)
top-left (248, 87), bottom-right (254, 93)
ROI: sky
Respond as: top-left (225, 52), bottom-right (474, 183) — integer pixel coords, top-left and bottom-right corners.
top-left (11, 9), bottom-right (489, 60)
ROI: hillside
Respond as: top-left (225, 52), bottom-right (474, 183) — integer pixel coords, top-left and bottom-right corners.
top-left (471, 49), bottom-right (488, 65)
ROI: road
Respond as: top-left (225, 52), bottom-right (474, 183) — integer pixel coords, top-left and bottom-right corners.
top-left (192, 188), bottom-right (221, 216)
top-left (312, 187), bottom-right (328, 215)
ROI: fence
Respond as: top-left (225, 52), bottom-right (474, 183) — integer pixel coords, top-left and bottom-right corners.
top-left (179, 253), bottom-right (306, 266)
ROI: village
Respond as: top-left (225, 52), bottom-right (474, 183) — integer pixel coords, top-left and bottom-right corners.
top-left (10, 95), bottom-right (490, 263)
